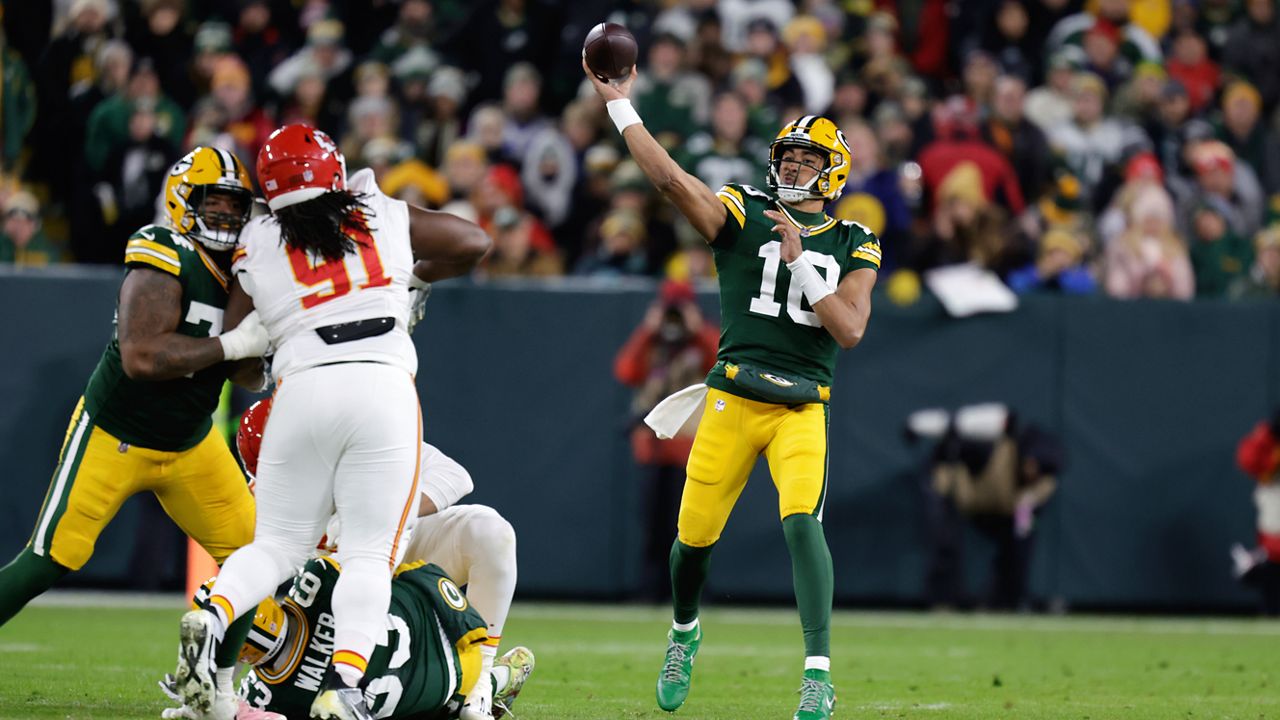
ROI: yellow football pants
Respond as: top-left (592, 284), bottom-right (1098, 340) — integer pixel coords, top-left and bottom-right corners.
top-left (677, 388), bottom-right (829, 547)
top-left (27, 398), bottom-right (255, 570)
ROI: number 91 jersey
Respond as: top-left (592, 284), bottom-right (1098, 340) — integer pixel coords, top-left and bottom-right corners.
top-left (232, 168), bottom-right (417, 379)
top-left (709, 183), bottom-right (881, 399)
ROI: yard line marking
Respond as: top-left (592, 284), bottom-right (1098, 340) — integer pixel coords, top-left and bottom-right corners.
top-left (508, 604), bottom-right (1280, 637)
top-left (0, 643), bottom-right (41, 652)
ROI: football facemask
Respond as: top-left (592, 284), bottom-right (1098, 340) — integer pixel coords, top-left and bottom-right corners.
top-left (766, 116), bottom-right (851, 204)
top-left (163, 146), bottom-right (254, 252)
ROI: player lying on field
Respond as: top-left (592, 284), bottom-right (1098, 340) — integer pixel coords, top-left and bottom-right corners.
top-left (161, 558), bottom-right (533, 720)
top-left (163, 398), bottom-right (525, 720)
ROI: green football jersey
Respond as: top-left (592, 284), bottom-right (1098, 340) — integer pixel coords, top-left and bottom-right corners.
top-left (239, 558), bottom-right (489, 720)
top-left (81, 225), bottom-right (233, 451)
top-left (708, 183), bottom-right (882, 401)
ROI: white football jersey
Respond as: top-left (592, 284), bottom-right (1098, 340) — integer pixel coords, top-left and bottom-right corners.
top-left (233, 169), bottom-right (417, 378)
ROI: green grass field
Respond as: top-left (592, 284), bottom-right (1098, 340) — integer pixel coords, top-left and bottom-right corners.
top-left (2, 595), bottom-right (1278, 719)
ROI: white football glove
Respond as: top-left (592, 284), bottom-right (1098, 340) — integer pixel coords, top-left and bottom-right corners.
top-left (158, 673), bottom-right (236, 720)
top-left (219, 311), bottom-right (270, 361)
top-left (407, 280), bottom-right (432, 334)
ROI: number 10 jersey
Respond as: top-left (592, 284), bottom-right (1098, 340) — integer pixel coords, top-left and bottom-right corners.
top-left (709, 183), bottom-right (881, 400)
top-left (232, 168), bottom-right (417, 380)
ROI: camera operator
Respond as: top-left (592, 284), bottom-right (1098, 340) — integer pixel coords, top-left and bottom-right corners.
top-left (908, 404), bottom-right (1061, 610)
top-left (615, 280), bottom-right (719, 602)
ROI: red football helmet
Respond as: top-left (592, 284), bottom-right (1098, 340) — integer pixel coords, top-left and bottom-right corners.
top-left (237, 397), bottom-right (274, 478)
top-left (256, 124), bottom-right (347, 211)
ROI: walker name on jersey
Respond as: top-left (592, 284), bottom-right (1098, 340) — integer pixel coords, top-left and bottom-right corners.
top-left (294, 611), bottom-right (337, 692)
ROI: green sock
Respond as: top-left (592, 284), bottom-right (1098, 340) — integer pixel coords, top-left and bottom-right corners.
top-left (0, 548), bottom-right (69, 627)
top-left (214, 598), bottom-right (255, 669)
top-left (783, 514), bottom-right (833, 658)
top-left (669, 539), bottom-right (714, 625)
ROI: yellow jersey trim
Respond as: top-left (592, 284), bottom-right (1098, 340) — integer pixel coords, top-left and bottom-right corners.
top-left (124, 250), bottom-right (181, 276)
top-left (717, 187), bottom-right (747, 228)
top-left (394, 559), bottom-right (427, 577)
top-left (852, 241), bottom-right (883, 269)
top-left (126, 238), bottom-right (180, 263)
top-left (777, 204), bottom-right (838, 236)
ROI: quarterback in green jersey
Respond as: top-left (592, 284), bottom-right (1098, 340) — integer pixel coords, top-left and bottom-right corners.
top-left (166, 558), bottom-right (534, 720)
top-left (586, 61), bottom-right (880, 720)
top-left (0, 146), bottom-right (271, 709)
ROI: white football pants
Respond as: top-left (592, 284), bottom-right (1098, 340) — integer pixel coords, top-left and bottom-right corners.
top-left (209, 362), bottom-right (421, 680)
top-left (403, 505), bottom-right (517, 644)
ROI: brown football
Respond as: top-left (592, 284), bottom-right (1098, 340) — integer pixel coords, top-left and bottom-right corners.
top-left (583, 22), bottom-right (638, 82)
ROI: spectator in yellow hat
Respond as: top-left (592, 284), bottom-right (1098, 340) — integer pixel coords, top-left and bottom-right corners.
top-left (1216, 80), bottom-right (1280, 193)
top-left (0, 190), bottom-right (58, 266)
top-left (1007, 228), bottom-right (1097, 295)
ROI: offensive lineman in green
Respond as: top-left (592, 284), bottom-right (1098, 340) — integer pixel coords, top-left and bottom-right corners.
top-left (197, 558), bottom-right (534, 720)
top-left (585, 61), bottom-right (880, 720)
top-left (0, 147), bottom-right (269, 716)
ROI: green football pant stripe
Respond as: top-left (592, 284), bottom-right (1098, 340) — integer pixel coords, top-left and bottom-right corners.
top-left (30, 406), bottom-right (93, 558)
top-left (812, 403), bottom-right (830, 519)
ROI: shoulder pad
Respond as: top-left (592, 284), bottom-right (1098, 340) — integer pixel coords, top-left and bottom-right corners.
top-left (850, 236), bottom-right (883, 269)
top-left (131, 224), bottom-right (195, 250)
top-left (739, 185), bottom-right (773, 201)
top-left (124, 225), bottom-right (185, 275)
top-left (237, 215), bottom-right (275, 247)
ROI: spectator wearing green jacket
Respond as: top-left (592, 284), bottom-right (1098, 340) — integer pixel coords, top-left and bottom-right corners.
top-left (83, 58), bottom-right (184, 175)
top-left (1190, 202), bottom-right (1254, 297)
top-left (1, 42), bottom-right (36, 173)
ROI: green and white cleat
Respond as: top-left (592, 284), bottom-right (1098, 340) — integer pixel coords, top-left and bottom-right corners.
top-left (793, 669), bottom-right (836, 720)
top-left (655, 626), bottom-right (701, 712)
top-left (493, 646), bottom-right (536, 719)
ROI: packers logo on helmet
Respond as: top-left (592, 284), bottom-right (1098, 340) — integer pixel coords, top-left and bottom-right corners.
top-left (766, 116), bottom-right (851, 203)
top-left (239, 596), bottom-right (288, 667)
top-left (163, 146), bottom-right (254, 251)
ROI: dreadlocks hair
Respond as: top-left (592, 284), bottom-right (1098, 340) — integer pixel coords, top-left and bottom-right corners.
top-left (272, 190), bottom-right (375, 262)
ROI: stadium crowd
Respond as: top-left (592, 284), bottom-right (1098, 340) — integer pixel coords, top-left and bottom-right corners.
top-left (3, 0), bottom-right (1280, 301)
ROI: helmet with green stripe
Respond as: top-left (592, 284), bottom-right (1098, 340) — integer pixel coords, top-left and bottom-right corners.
top-left (766, 116), bottom-right (851, 203)
top-left (163, 146), bottom-right (254, 251)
